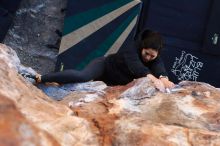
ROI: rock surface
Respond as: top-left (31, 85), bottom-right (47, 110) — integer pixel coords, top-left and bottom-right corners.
top-left (3, 0), bottom-right (67, 74)
top-left (0, 44), bottom-right (98, 146)
top-left (0, 95), bottom-right (59, 146)
top-left (1, 43), bottom-right (220, 146)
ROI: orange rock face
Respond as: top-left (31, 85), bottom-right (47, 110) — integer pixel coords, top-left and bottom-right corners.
top-left (0, 44), bottom-right (99, 146)
top-left (0, 94), bottom-right (59, 146)
top-left (1, 43), bottom-right (220, 146)
top-left (68, 79), bottom-right (220, 146)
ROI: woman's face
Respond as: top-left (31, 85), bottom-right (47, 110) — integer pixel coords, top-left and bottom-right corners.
top-left (141, 48), bottom-right (158, 63)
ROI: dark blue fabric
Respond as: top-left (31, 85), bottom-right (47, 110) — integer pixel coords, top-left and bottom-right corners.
top-left (135, 0), bottom-right (150, 39)
top-left (136, 0), bottom-right (220, 87)
top-left (140, 0), bottom-right (211, 48)
top-left (202, 0), bottom-right (220, 56)
top-left (161, 45), bottom-right (220, 87)
top-left (56, 5), bottom-right (139, 70)
top-left (164, 35), bottom-right (201, 51)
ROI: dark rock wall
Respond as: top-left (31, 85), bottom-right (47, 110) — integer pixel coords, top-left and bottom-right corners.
top-left (3, 0), bottom-right (67, 74)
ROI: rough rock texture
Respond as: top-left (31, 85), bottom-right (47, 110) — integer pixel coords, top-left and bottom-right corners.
top-left (0, 44), bottom-right (99, 146)
top-left (3, 0), bottom-right (67, 74)
top-left (1, 43), bottom-right (220, 146)
top-left (0, 95), bottom-right (59, 146)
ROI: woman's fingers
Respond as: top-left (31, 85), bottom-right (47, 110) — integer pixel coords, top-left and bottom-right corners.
top-left (153, 79), bottom-right (165, 92)
top-left (166, 81), bottom-right (175, 88)
top-left (160, 78), bottom-right (175, 89)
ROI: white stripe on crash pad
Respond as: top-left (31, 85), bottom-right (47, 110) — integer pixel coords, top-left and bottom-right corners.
top-left (59, 0), bottom-right (140, 54)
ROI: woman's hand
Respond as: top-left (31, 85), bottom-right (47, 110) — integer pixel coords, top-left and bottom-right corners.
top-left (159, 77), bottom-right (175, 89)
top-left (147, 74), bottom-right (166, 92)
top-left (153, 79), bottom-right (166, 92)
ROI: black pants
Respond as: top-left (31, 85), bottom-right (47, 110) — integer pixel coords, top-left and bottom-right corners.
top-left (41, 57), bottom-right (106, 84)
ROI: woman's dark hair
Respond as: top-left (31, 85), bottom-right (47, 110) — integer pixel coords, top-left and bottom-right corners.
top-left (137, 29), bottom-right (164, 54)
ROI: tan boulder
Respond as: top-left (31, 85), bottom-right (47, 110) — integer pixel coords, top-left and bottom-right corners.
top-left (1, 43), bottom-right (220, 146)
top-left (0, 44), bottom-right (98, 146)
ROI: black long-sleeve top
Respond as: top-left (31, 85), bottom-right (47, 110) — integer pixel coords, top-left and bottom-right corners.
top-left (102, 41), bottom-right (168, 85)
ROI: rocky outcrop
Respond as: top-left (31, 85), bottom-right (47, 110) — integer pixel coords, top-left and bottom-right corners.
top-left (3, 0), bottom-right (67, 74)
top-left (1, 43), bottom-right (220, 146)
top-left (0, 44), bottom-right (98, 145)
top-left (0, 95), bottom-right (59, 146)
